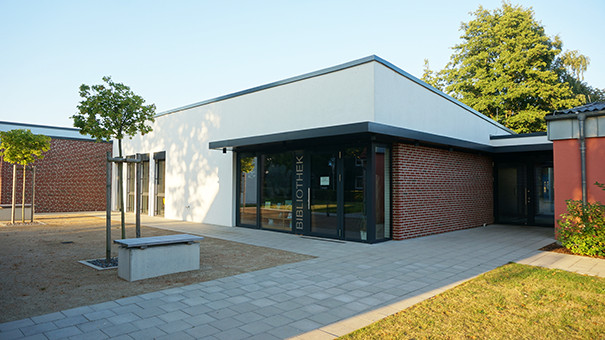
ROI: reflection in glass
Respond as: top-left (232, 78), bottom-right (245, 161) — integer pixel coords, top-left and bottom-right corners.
top-left (126, 161), bottom-right (135, 212)
top-left (535, 166), bottom-right (554, 225)
top-left (239, 155), bottom-right (257, 226)
top-left (343, 147), bottom-right (367, 241)
top-left (375, 146), bottom-right (390, 240)
top-left (154, 159), bottom-right (165, 216)
top-left (141, 160), bottom-right (149, 213)
top-left (310, 152), bottom-right (338, 236)
top-left (497, 164), bottom-right (527, 224)
top-left (261, 153), bottom-right (292, 231)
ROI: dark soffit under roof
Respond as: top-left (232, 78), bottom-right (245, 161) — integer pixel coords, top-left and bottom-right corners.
top-left (209, 122), bottom-right (551, 154)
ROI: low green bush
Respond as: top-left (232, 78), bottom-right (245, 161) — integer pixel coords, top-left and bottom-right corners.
top-left (558, 199), bottom-right (605, 257)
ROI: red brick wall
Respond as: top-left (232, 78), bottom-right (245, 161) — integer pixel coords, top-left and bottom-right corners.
top-left (552, 137), bottom-right (605, 237)
top-left (0, 138), bottom-right (112, 212)
top-left (392, 143), bottom-right (494, 240)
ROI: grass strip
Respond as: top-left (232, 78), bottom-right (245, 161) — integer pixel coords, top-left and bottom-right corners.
top-left (341, 263), bottom-right (605, 339)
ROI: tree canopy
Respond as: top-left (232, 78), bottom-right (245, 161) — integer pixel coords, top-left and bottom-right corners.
top-left (72, 76), bottom-right (156, 156)
top-left (0, 129), bottom-right (51, 166)
top-left (423, 2), bottom-right (604, 133)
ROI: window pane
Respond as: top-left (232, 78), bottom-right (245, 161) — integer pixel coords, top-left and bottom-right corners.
top-left (343, 147), bottom-right (367, 241)
top-left (375, 146), bottom-right (390, 240)
top-left (141, 160), bottom-right (149, 213)
top-left (155, 159), bottom-right (165, 216)
top-left (261, 153), bottom-right (293, 231)
top-left (239, 155), bottom-right (257, 226)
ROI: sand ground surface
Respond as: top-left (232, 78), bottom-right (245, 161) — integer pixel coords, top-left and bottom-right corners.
top-left (0, 213), bottom-right (313, 323)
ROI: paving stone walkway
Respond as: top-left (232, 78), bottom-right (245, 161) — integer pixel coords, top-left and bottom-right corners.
top-left (3, 215), bottom-right (599, 340)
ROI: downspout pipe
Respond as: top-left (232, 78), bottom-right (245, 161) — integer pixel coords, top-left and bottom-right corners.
top-left (578, 113), bottom-right (587, 205)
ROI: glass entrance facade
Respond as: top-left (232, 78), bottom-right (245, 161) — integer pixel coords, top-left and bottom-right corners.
top-left (236, 143), bottom-right (391, 243)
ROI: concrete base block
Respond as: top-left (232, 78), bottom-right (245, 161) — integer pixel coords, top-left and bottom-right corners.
top-left (118, 242), bottom-right (200, 281)
top-left (0, 206), bottom-right (32, 222)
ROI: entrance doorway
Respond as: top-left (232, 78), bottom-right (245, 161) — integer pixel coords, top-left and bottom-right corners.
top-left (495, 152), bottom-right (554, 226)
top-left (310, 151), bottom-right (339, 237)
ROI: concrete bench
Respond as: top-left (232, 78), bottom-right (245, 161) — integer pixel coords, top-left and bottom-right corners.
top-left (114, 234), bottom-right (204, 281)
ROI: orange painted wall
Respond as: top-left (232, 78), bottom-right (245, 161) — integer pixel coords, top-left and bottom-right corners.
top-left (553, 136), bottom-right (605, 235)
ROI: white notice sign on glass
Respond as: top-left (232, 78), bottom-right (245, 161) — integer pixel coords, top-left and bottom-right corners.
top-left (320, 176), bottom-right (330, 186)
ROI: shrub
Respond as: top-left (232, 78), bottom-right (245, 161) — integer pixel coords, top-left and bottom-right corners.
top-left (557, 199), bottom-right (605, 257)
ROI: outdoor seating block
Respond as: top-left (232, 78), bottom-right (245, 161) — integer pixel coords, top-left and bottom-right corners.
top-left (114, 234), bottom-right (204, 282)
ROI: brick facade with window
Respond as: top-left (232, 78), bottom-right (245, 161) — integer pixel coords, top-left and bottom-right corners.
top-left (0, 138), bottom-right (112, 213)
top-left (391, 143), bottom-right (494, 240)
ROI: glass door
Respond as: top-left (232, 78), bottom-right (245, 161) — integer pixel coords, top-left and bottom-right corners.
top-left (310, 151), bottom-right (339, 237)
top-left (496, 163), bottom-right (527, 224)
top-left (534, 165), bottom-right (554, 225)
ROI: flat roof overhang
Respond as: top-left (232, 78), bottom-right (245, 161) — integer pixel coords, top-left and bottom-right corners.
top-left (209, 122), bottom-right (552, 154)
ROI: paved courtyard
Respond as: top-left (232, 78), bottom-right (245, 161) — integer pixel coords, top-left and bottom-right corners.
top-left (2, 215), bottom-right (595, 339)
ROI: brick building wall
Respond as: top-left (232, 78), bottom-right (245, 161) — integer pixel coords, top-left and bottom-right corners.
top-left (391, 143), bottom-right (494, 240)
top-left (0, 138), bottom-right (112, 212)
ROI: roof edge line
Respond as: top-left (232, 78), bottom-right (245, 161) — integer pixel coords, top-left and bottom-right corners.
top-left (0, 121), bottom-right (80, 132)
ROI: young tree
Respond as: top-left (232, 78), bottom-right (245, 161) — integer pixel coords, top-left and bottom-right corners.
top-left (0, 129), bottom-right (50, 223)
top-left (423, 2), bottom-right (594, 133)
top-left (72, 76), bottom-right (156, 238)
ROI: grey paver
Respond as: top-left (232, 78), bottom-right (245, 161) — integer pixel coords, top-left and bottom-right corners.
top-left (75, 319), bottom-right (112, 333)
top-left (44, 326), bottom-right (82, 340)
top-left (54, 315), bottom-right (89, 328)
top-left (83, 310), bottom-right (115, 321)
top-left (30, 312), bottom-right (65, 325)
top-left (0, 318), bottom-right (34, 332)
top-left (208, 317), bottom-right (243, 331)
top-left (127, 326), bottom-right (167, 340)
top-left (68, 329), bottom-right (108, 340)
top-left (184, 324), bottom-right (220, 338)
top-left (99, 322), bottom-right (138, 337)
top-left (20, 321), bottom-right (57, 336)
top-left (214, 327), bottom-right (251, 340)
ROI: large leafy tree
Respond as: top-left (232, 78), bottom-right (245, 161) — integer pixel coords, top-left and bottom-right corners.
top-left (72, 76), bottom-right (156, 238)
top-left (423, 2), bottom-right (602, 133)
top-left (0, 129), bottom-right (50, 223)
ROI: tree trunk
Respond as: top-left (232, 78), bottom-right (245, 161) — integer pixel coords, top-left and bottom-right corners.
top-left (21, 166), bottom-right (26, 223)
top-left (118, 139), bottom-right (125, 239)
top-left (11, 164), bottom-right (16, 224)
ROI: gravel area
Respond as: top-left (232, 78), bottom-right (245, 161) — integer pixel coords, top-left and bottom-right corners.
top-left (0, 213), bottom-right (313, 323)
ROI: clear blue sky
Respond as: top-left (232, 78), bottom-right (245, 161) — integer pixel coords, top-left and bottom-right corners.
top-left (1, 0), bottom-right (603, 128)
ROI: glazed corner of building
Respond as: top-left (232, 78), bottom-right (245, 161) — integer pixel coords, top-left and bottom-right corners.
top-left (120, 55), bottom-right (572, 242)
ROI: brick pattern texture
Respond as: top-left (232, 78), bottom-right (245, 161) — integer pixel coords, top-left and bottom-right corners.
top-left (392, 143), bottom-right (494, 240)
top-left (1, 138), bottom-right (112, 212)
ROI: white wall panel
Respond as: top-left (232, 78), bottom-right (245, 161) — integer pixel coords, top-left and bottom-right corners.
top-left (373, 63), bottom-right (510, 144)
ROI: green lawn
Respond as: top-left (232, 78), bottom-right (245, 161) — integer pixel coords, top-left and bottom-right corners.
top-left (340, 263), bottom-right (605, 339)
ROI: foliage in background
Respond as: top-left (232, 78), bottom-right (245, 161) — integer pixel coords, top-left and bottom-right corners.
top-left (0, 129), bottom-right (51, 223)
top-left (0, 129), bottom-right (51, 166)
top-left (558, 182), bottom-right (605, 257)
top-left (422, 2), bottom-right (604, 133)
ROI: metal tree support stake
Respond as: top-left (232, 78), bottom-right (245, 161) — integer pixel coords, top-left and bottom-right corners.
top-left (135, 154), bottom-right (142, 238)
top-left (106, 152), bottom-right (112, 264)
top-left (11, 164), bottom-right (16, 224)
top-left (31, 166), bottom-right (36, 223)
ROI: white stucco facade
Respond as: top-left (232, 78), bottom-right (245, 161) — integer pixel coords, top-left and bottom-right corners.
top-left (116, 56), bottom-right (514, 226)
